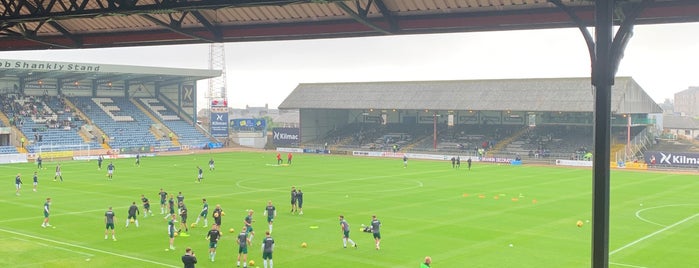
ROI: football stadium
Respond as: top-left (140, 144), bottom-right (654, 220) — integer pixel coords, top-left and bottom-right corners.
top-left (2, 1), bottom-right (699, 268)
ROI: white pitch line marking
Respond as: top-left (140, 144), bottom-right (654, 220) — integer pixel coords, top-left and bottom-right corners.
top-left (12, 237), bottom-right (94, 257)
top-left (0, 228), bottom-right (178, 267)
top-left (609, 261), bottom-right (648, 268)
top-left (610, 213), bottom-right (699, 256)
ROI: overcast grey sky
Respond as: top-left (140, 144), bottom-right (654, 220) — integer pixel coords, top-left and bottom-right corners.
top-left (1, 22), bottom-right (697, 109)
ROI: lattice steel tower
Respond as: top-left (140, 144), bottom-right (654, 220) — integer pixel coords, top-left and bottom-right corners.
top-left (208, 43), bottom-right (227, 102)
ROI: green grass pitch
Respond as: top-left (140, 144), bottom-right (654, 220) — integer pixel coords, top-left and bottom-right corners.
top-left (1, 151), bottom-right (698, 267)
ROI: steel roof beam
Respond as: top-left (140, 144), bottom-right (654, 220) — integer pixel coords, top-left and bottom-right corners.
top-left (140, 12), bottom-right (217, 42)
top-left (335, 0), bottom-right (392, 35)
top-left (0, 0), bottom-right (325, 23)
top-left (190, 10), bottom-right (222, 42)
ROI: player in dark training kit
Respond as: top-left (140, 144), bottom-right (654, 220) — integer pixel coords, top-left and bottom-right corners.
top-left (206, 224), bottom-right (222, 262)
top-left (177, 192), bottom-right (185, 214)
top-left (178, 202), bottom-right (189, 236)
top-left (296, 189), bottom-right (304, 215)
top-left (164, 194), bottom-right (176, 219)
top-left (467, 157), bottom-right (472, 170)
top-left (339, 215), bottom-right (357, 248)
top-left (105, 207), bottom-right (117, 241)
top-left (32, 171), bottom-right (38, 192)
top-left (264, 201), bottom-right (276, 233)
top-left (244, 210), bottom-right (255, 242)
top-left (15, 173), bottom-right (22, 196)
top-left (41, 197), bottom-right (52, 228)
top-left (97, 155), bottom-right (103, 170)
top-left (141, 194), bottom-right (153, 217)
top-left (126, 201), bottom-right (139, 228)
top-left (107, 162), bottom-right (115, 180)
top-left (168, 214), bottom-right (176, 250)
top-left (236, 226), bottom-right (251, 268)
top-left (371, 215), bottom-right (382, 250)
top-left (196, 166), bottom-right (203, 183)
top-left (159, 189), bottom-right (168, 214)
top-left (261, 231), bottom-right (275, 268)
top-left (212, 204), bottom-right (223, 227)
top-left (195, 198), bottom-right (209, 227)
top-left (290, 186), bottom-right (298, 214)
top-left (54, 163), bottom-right (63, 182)
top-left (36, 155), bottom-right (43, 169)
top-left (208, 158), bottom-right (215, 171)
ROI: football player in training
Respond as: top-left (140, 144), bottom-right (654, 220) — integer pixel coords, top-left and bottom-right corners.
top-left (264, 200), bottom-right (276, 233)
top-left (261, 231), bottom-right (275, 268)
top-left (105, 206), bottom-right (117, 241)
top-left (41, 197), bottom-right (51, 228)
top-left (371, 215), bottom-right (382, 250)
top-left (206, 224), bottom-right (221, 262)
top-left (141, 194), bottom-right (153, 217)
top-left (236, 225), bottom-right (251, 268)
top-left (196, 166), bottom-right (203, 183)
top-left (339, 215), bottom-right (357, 248)
top-left (107, 162), bottom-right (115, 180)
top-left (125, 201), bottom-right (140, 228)
top-left (244, 210), bottom-right (255, 242)
top-left (194, 198), bottom-right (209, 227)
top-left (159, 188), bottom-right (168, 214)
top-left (290, 186), bottom-right (298, 214)
top-left (167, 214), bottom-right (177, 250)
top-left (212, 204), bottom-right (223, 227)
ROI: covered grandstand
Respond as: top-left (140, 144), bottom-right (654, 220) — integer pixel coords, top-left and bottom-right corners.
top-left (279, 77), bottom-right (662, 161)
top-left (0, 59), bottom-right (220, 157)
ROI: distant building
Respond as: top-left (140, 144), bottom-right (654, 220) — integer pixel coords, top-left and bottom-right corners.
top-left (674, 87), bottom-right (699, 117)
top-left (663, 115), bottom-right (699, 140)
top-left (658, 98), bottom-right (674, 115)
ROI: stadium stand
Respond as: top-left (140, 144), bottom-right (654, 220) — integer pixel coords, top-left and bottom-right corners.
top-left (1, 94), bottom-right (99, 153)
top-left (137, 98), bottom-right (210, 147)
top-left (71, 96), bottom-right (172, 149)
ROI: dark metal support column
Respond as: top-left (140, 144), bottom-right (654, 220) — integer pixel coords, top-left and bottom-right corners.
top-left (591, 0), bottom-right (614, 267)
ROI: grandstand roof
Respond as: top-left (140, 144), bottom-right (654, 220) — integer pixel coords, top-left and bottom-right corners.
top-left (279, 77), bottom-right (662, 114)
top-left (0, 59), bottom-right (220, 86)
top-left (0, 0), bottom-right (698, 51)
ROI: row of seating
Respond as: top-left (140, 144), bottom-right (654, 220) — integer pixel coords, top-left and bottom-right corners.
top-left (0, 146), bottom-right (19, 154)
top-left (12, 96), bottom-right (101, 153)
top-left (72, 97), bottom-right (165, 149)
top-left (136, 98), bottom-right (210, 146)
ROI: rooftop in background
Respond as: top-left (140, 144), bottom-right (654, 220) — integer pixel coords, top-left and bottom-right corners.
top-left (0, 0), bottom-right (698, 50)
top-left (279, 77), bottom-right (662, 114)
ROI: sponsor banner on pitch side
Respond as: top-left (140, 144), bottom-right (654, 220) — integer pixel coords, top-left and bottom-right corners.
top-left (272, 128), bottom-right (300, 145)
top-left (644, 151), bottom-right (699, 167)
top-left (210, 112), bottom-right (229, 137)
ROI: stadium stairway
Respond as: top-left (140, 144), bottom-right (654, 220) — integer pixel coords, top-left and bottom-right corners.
top-left (490, 127), bottom-right (530, 155)
top-left (63, 98), bottom-right (111, 149)
top-left (0, 110), bottom-right (29, 152)
top-left (610, 143), bottom-right (626, 161)
top-left (0, 110), bottom-right (11, 126)
top-left (129, 98), bottom-right (173, 142)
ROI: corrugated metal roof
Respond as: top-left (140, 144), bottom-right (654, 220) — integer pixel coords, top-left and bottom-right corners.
top-left (278, 77), bottom-right (663, 114)
top-left (0, 0), bottom-right (697, 50)
top-left (663, 115), bottom-right (699, 129)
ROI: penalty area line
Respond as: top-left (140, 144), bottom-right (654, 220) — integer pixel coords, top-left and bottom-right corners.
top-left (0, 228), bottom-right (178, 267)
top-left (610, 213), bottom-right (699, 256)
